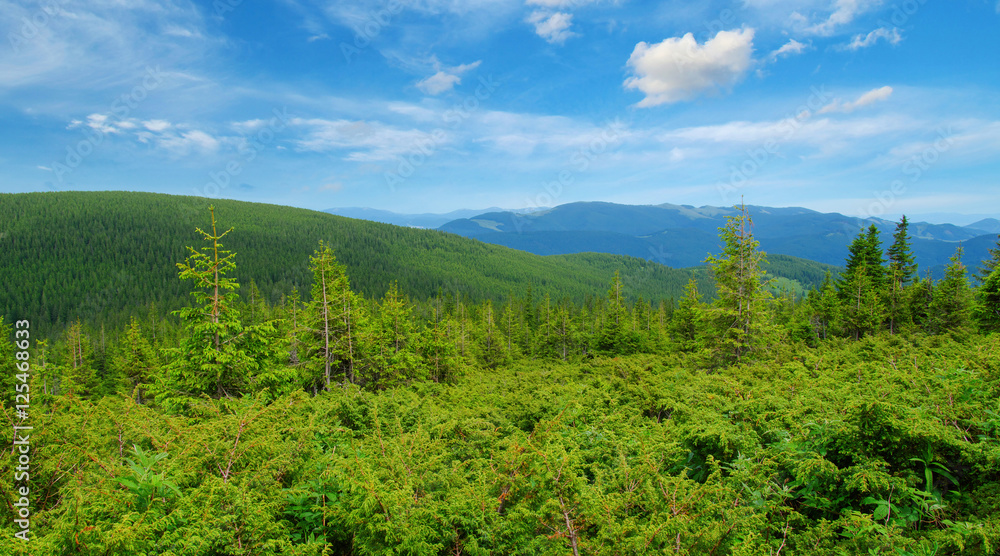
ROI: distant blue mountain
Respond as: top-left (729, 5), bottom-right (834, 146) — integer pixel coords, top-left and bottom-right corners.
top-left (436, 201), bottom-right (998, 277)
top-left (324, 206), bottom-right (545, 229)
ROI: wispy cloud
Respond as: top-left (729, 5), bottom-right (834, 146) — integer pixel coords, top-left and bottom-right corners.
top-left (798, 0), bottom-right (883, 36)
top-left (818, 86), bottom-right (893, 114)
top-left (769, 39), bottom-right (810, 61)
top-left (416, 60), bottom-right (482, 95)
top-left (842, 27), bottom-right (902, 50)
top-left (290, 117), bottom-right (448, 161)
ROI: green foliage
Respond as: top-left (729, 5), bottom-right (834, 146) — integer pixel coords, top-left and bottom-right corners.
top-left (929, 247), bottom-right (974, 336)
top-left (705, 204), bottom-right (771, 364)
top-left (151, 207), bottom-right (292, 411)
top-left (5, 192), bottom-right (1000, 554)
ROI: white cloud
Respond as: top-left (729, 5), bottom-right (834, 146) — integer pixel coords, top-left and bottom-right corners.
top-left (143, 120), bottom-right (172, 132)
top-left (801, 0), bottom-right (883, 36)
top-left (842, 27), bottom-right (902, 50)
top-left (527, 0), bottom-right (602, 6)
top-left (624, 28), bottom-right (756, 107)
top-left (290, 117), bottom-right (447, 161)
top-left (416, 60), bottom-right (482, 95)
top-left (307, 33), bottom-right (330, 42)
top-left (818, 85), bottom-right (893, 114)
top-left (769, 39), bottom-right (809, 60)
top-left (158, 130), bottom-right (220, 154)
top-left (527, 11), bottom-right (576, 44)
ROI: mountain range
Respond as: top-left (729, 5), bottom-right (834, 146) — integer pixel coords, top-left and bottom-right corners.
top-left (399, 202), bottom-right (998, 277)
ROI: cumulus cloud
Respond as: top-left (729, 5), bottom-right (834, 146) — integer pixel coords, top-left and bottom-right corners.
top-left (624, 28), bottom-right (756, 107)
top-left (818, 85), bottom-right (893, 114)
top-left (416, 60), bottom-right (482, 95)
top-left (842, 27), bottom-right (902, 50)
top-left (526, 10), bottom-right (576, 44)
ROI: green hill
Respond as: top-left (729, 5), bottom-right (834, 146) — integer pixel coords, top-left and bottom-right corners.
top-left (0, 192), bottom-right (838, 335)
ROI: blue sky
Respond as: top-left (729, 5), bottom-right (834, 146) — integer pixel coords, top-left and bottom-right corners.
top-left (2, 0), bottom-right (999, 219)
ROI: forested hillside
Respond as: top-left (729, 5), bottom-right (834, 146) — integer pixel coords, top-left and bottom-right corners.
top-left (1, 200), bottom-right (999, 555)
top-left (0, 192), bottom-right (836, 336)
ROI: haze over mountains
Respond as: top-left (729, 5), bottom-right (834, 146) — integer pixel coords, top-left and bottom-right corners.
top-left (328, 202), bottom-right (999, 277)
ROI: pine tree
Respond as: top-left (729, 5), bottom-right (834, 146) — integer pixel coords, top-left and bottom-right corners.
top-left (153, 207), bottom-right (288, 410)
top-left (886, 216), bottom-right (917, 333)
top-left (977, 266), bottom-right (1000, 332)
top-left (808, 271), bottom-right (839, 340)
top-left (975, 234), bottom-right (1000, 284)
top-left (669, 279), bottom-right (706, 353)
top-left (477, 300), bottom-right (504, 369)
top-left (929, 246), bottom-right (974, 335)
top-left (598, 271), bottom-right (637, 355)
top-left (63, 319), bottom-right (97, 397)
top-left (300, 241), bottom-right (363, 391)
top-left (887, 216), bottom-right (917, 286)
top-left (839, 265), bottom-right (884, 340)
top-left (364, 281), bottom-right (421, 388)
top-left (840, 224), bottom-right (887, 297)
top-left (705, 203), bottom-right (769, 364)
top-left (0, 317), bottom-right (15, 406)
top-left (109, 317), bottom-right (158, 402)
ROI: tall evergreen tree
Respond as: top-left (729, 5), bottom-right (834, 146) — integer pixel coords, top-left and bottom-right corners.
top-left (300, 241), bottom-right (363, 391)
top-left (63, 319), bottom-right (96, 397)
top-left (669, 279), bottom-right (706, 353)
top-left (153, 207), bottom-right (288, 411)
top-left (929, 246), bottom-right (974, 335)
top-left (975, 234), bottom-right (1000, 284)
top-left (808, 271), bottom-right (839, 340)
top-left (597, 271), bottom-right (638, 355)
top-left (839, 224), bottom-right (887, 297)
top-left (110, 317), bottom-right (157, 403)
top-left (886, 216), bottom-right (917, 333)
top-left (839, 265), bottom-right (884, 340)
top-left (977, 266), bottom-right (1000, 332)
top-left (705, 203), bottom-right (769, 364)
top-left (887, 216), bottom-right (917, 286)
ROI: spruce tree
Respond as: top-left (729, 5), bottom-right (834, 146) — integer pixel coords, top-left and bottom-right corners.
top-left (886, 216), bottom-right (917, 333)
top-left (976, 234), bottom-right (1000, 284)
top-left (63, 319), bottom-right (97, 397)
top-left (111, 317), bottom-right (157, 403)
top-left (929, 246), bottom-right (974, 335)
top-left (978, 266), bottom-right (1000, 332)
top-left (669, 278), bottom-right (706, 353)
top-left (153, 207), bottom-right (287, 411)
top-left (887, 216), bottom-right (917, 286)
top-left (808, 271), bottom-right (838, 340)
top-left (839, 265), bottom-right (884, 340)
top-left (705, 203), bottom-right (769, 364)
top-left (840, 224), bottom-right (887, 297)
top-left (300, 241), bottom-right (363, 390)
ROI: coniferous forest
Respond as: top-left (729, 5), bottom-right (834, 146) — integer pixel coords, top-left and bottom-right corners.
top-left (2, 192), bottom-right (1000, 555)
